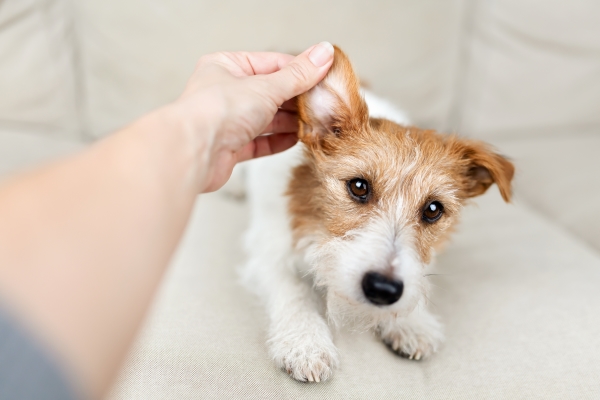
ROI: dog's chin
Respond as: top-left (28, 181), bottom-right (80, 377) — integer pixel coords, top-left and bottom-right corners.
top-left (324, 286), bottom-right (423, 332)
top-left (304, 235), bottom-right (428, 330)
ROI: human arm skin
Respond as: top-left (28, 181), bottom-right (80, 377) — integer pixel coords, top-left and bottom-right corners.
top-left (0, 43), bottom-right (334, 399)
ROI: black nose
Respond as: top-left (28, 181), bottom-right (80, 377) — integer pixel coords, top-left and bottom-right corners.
top-left (362, 272), bottom-right (403, 306)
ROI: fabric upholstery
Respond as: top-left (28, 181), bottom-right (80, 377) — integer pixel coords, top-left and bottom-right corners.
top-left (495, 133), bottom-right (600, 252)
top-left (74, 0), bottom-right (467, 137)
top-left (451, 0), bottom-right (600, 139)
top-left (0, 129), bottom-right (82, 179)
top-left (107, 191), bottom-right (600, 399)
top-left (0, 0), bottom-right (80, 139)
top-left (0, 1), bottom-right (599, 398)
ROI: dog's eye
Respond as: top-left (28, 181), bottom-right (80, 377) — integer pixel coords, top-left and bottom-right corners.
top-left (347, 178), bottom-right (370, 203)
top-left (422, 201), bottom-right (444, 223)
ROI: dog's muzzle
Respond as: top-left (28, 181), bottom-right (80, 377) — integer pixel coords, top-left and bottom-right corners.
top-left (361, 272), bottom-right (403, 306)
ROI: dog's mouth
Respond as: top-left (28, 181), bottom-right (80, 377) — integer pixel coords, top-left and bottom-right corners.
top-left (325, 276), bottom-right (421, 321)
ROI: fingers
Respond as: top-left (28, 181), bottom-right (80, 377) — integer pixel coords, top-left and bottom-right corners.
top-left (235, 132), bottom-right (298, 163)
top-left (263, 42), bottom-right (334, 105)
top-left (254, 132), bottom-right (298, 158)
top-left (279, 98), bottom-right (298, 112)
top-left (237, 52), bottom-right (296, 75)
top-left (261, 110), bottom-right (298, 134)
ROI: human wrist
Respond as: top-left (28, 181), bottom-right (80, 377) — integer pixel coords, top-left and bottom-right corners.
top-left (128, 100), bottom-right (217, 194)
top-left (176, 90), bottom-right (227, 153)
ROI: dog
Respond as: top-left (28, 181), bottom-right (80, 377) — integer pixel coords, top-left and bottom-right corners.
top-left (234, 46), bottom-right (514, 383)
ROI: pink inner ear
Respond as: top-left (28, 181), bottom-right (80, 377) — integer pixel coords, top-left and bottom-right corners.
top-left (307, 85), bottom-right (337, 134)
top-left (303, 61), bottom-right (357, 136)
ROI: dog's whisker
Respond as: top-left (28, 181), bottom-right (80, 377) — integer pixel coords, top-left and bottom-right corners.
top-left (422, 292), bottom-right (439, 310)
top-left (426, 282), bottom-right (449, 292)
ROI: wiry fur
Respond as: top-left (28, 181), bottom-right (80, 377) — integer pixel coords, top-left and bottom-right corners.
top-left (237, 47), bottom-right (514, 382)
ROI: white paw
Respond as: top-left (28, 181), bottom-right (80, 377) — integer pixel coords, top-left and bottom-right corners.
top-left (269, 327), bottom-right (339, 382)
top-left (378, 313), bottom-right (444, 361)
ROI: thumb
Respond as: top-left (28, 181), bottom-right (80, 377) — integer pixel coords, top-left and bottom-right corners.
top-left (265, 42), bottom-right (334, 104)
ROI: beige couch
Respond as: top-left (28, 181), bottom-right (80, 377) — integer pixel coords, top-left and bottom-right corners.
top-left (1, 0), bottom-right (600, 398)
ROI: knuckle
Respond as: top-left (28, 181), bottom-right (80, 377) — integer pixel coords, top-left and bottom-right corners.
top-left (286, 63), bottom-right (311, 87)
top-left (195, 54), bottom-right (215, 69)
top-left (195, 52), bottom-right (230, 68)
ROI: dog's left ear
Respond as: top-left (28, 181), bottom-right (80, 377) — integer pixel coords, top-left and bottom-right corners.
top-left (452, 139), bottom-right (515, 202)
top-left (297, 46), bottom-right (368, 150)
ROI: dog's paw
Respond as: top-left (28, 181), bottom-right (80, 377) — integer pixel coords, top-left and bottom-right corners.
top-left (378, 313), bottom-right (444, 361)
top-left (280, 342), bottom-right (338, 383)
top-left (269, 328), bottom-right (339, 382)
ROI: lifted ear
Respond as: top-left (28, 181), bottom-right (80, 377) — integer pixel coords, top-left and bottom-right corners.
top-left (453, 139), bottom-right (515, 202)
top-left (297, 46), bottom-right (368, 148)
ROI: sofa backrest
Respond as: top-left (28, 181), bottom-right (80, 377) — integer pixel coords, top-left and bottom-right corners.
top-left (1, 0), bottom-right (599, 142)
top-left (450, 0), bottom-right (600, 141)
top-left (72, 0), bottom-right (467, 138)
top-left (0, 0), bottom-right (80, 139)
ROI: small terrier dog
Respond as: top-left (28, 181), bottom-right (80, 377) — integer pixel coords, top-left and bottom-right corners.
top-left (237, 47), bottom-right (514, 382)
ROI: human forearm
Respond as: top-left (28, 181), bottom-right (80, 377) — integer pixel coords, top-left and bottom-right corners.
top-left (0, 105), bottom-right (207, 398)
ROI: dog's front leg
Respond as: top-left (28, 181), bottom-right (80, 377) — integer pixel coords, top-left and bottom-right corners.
top-left (376, 303), bottom-right (444, 360)
top-left (263, 268), bottom-right (339, 382)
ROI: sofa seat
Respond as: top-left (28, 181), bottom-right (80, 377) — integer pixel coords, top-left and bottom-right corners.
top-left (106, 170), bottom-right (600, 399)
top-left (1, 122), bottom-right (598, 399)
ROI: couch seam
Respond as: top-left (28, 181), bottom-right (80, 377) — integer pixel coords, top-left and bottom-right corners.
top-left (446, 0), bottom-right (499, 137)
top-left (19, 0), bottom-right (83, 141)
top-left (444, 0), bottom-right (477, 133)
top-left (19, 1), bottom-right (62, 137)
top-left (64, 0), bottom-right (90, 143)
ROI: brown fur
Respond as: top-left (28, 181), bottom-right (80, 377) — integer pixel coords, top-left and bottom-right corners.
top-left (288, 46), bottom-right (514, 266)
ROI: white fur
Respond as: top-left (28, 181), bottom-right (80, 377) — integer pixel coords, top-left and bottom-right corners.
top-left (237, 92), bottom-right (443, 382)
top-left (362, 90), bottom-right (410, 125)
top-left (305, 85), bottom-right (338, 134)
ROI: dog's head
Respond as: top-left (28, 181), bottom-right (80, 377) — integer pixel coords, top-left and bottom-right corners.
top-left (288, 46), bottom-right (514, 326)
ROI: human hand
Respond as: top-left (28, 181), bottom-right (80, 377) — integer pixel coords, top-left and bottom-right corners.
top-left (173, 42), bottom-right (334, 193)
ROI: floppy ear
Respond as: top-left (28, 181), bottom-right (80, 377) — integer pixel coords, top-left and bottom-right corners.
top-left (452, 138), bottom-right (515, 202)
top-left (297, 46), bottom-right (368, 148)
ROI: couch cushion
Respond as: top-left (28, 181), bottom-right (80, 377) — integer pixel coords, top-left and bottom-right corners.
top-left (107, 187), bottom-right (600, 399)
top-left (0, 128), bottom-right (83, 179)
top-left (451, 0), bottom-right (600, 139)
top-left (0, 0), bottom-right (80, 139)
top-left (495, 132), bottom-right (600, 253)
top-left (75, 0), bottom-right (467, 138)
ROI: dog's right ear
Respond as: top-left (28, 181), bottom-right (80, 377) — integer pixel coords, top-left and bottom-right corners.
top-left (297, 46), bottom-right (368, 149)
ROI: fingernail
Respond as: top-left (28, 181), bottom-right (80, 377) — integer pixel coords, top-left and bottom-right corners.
top-left (308, 42), bottom-right (334, 67)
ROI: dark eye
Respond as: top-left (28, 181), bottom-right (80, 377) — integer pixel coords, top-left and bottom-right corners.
top-left (422, 201), bottom-right (444, 223)
top-left (347, 178), bottom-right (370, 203)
